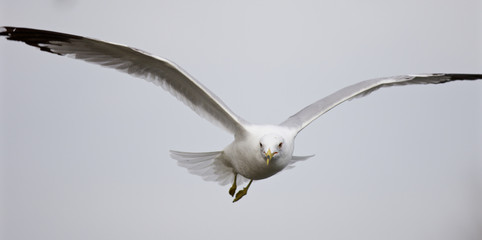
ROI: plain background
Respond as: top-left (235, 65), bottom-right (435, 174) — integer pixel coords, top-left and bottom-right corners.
top-left (1, 0), bottom-right (481, 239)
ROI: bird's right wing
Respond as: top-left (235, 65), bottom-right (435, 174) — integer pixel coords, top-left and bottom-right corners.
top-left (1, 26), bottom-right (248, 135)
top-left (281, 74), bottom-right (482, 133)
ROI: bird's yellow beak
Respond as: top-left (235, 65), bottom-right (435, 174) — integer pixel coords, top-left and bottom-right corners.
top-left (265, 149), bottom-right (274, 165)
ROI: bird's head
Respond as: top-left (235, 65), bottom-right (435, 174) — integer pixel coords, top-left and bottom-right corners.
top-left (259, 134), bottom-right (285, 166)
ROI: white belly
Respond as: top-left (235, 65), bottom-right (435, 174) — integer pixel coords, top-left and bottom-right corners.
top-left (219, 124), bottom-right (296, 180)
top-left (221, 141), bottom-right (290, 180)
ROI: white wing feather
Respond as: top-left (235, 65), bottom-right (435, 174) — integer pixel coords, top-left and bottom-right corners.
top-left (281, 74), bottom-right (482, 133)
top-left (0, 26), bottom-right (247, 135)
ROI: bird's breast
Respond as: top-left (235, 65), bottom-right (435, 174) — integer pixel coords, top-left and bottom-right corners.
top-left (224, 150), bottom-right (289, 180)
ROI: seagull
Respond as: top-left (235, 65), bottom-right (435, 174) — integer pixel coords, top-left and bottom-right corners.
top-left (2, 26), bottom-right (481, 202)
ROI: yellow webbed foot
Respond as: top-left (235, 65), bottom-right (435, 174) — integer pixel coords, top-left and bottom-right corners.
top-left (232, 179), bottom-right (253, 203)
top-left (233, 189), bottom-right (247, 202)
top-left (229, 174), bottom-right (237, 197)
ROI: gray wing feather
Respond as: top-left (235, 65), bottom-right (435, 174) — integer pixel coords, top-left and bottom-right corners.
top-left (281, 74), bottom-right (482, 132)
top-left (1, 26), bottom-right (247, 135)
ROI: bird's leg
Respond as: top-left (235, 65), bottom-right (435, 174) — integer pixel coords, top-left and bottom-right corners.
top-left (229, 173), bottom-right (237, 197)
top-left (232, 179), bottom-right (253, 203)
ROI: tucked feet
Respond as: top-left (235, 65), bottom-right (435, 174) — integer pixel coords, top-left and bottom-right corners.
top-left (229, 173), bottom-right (237, 197)
top-left (232, 179), bottom-right (253, 203)
top-left (233, 188), bottom-right (248, 202)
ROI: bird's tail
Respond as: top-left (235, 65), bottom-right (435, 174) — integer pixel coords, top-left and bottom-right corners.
top-left (170, 150), bottom-right (248, 186)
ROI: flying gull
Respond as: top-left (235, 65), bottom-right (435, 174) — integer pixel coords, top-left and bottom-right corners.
top-left (2, 26), bottom-right (481, 202)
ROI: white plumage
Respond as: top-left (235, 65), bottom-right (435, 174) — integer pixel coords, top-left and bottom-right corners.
top-left (2, 26), bottom-right (481, 202)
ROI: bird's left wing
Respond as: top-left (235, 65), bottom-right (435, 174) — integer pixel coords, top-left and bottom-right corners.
top-left (281, 74), bottom-right (482, 133)
top-left (1, 26), bottom-right (248, 135)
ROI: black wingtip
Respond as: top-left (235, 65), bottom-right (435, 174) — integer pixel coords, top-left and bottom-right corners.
top-left (1, 26), bottom-right (83, 55)
top-left (444, 73), bottom-right (482, 81)
top-left (0, 26), bottom-right (15, 37)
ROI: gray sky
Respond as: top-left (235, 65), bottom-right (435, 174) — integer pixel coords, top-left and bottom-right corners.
top-left (1, 0), bottom-right (481, 239)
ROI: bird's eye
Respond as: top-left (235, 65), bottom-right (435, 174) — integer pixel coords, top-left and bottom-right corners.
top-left (278, 142), bottom-right (283, 148)
top-left (259, 143), bottom-right (263, 147)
